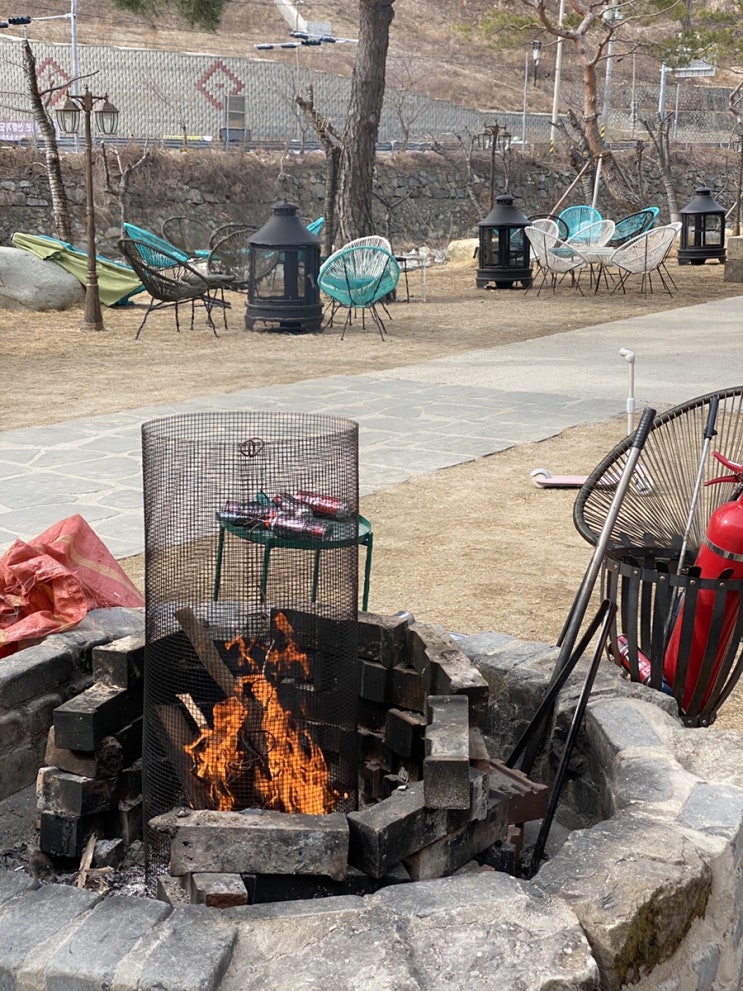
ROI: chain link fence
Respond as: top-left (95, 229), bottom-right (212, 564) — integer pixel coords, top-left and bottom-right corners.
top-left (0, 38), bottom-right (737, 152)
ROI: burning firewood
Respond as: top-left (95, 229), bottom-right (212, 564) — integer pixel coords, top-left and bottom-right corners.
top-left (174, 607), bottom-right (236, 697)
top-left (177, 693), bottom-right (208, 730)
top-left (172, 606), bottom-right (337, 816)
top-left (156, 704), bottom-right (212, 809)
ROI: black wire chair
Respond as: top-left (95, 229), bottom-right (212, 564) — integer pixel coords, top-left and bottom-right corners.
top-left (206, 227), bottom-right (253, 296)
top-left (574, 388), bottom-right (743, 726)
top-left (119, 236), bottom-right (219, 339)
top-left (161, 216), bottom-right (212, 258)
top-left (208, 222), bottom-right (256, 250)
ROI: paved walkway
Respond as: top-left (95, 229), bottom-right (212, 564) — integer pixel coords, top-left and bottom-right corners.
top-left (0, 295), bottom-right (740, 559)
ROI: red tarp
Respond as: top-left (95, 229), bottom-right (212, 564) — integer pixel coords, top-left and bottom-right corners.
top-left (0, 514), bottom-right (144, 659)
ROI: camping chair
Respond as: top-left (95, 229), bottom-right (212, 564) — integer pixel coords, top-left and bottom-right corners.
top-left (11, 232), bottom-right (144, 307)
top-left (118, 236), bottom-right (219, 339)
top-left (606, 208), bottom-right (659, 248)
top-left (161, 217), bottom-right (212, 258)
top-left (524, 225), bottom-right (589, 296)
top-left (609, 224), bottom-right (679, 296)
top-left (558, 205), bottom-right (602, 239)
top-left (318, 244), bottom-right (400, 339)
top-left (326, 234), bottom-right (395, 320)
top-left (573, 388), bottom-right (743, 727)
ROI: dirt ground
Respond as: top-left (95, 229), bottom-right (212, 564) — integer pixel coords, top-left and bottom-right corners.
top-left (4, 250), bottom-right (743, 729)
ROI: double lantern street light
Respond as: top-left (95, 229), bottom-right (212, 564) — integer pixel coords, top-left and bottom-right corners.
top-left (55, 88), bottom-right (119, 331)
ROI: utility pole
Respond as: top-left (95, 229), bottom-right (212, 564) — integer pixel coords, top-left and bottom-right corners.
top-left (601, 0), bottom-right (621, 145)
top-left (549, 0), bottom-right (566, 155)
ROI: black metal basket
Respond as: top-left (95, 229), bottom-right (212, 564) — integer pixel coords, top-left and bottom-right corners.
top-left (603, 547), bottom-right (743, 727)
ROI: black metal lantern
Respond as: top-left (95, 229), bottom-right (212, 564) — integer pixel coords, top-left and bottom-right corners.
top-left (246, 201), bottom-right (323, 332)
top-left (476, 194), bottom-right (532, 289)
top-left (678, 186), bottom-right (727, 266)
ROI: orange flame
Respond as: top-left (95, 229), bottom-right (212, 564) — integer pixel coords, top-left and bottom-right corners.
top-left (184, 612), bottom-right (336, 814)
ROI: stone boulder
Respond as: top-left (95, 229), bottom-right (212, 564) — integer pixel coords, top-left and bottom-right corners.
top-left (446, 238), bottom-right (478, 266)
top-left (0, 247), bottom-right (85, 311)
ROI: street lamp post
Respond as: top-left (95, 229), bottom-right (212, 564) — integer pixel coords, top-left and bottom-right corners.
top-left (55, 87), bottom-right (119, 331)
top-left (500, 129), bottom-right (512, 192)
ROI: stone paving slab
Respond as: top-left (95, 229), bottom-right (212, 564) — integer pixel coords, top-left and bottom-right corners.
top-left (0, 377), bottom-right (619, 558)
top-left (1, 296), bottom-right (740, 558)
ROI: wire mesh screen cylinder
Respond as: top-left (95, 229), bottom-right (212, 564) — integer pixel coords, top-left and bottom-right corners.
top-left (603, 549), bottom-right (743, 728)
top-left (141, 411), bottom-right (360, 880)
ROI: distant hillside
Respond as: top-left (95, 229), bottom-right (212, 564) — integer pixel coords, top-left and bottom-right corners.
top-left (20, 0), bottom-right (734, 115)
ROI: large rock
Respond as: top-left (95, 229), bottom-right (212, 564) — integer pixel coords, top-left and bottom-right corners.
top-left (0, 247), bottom-right (84, 311)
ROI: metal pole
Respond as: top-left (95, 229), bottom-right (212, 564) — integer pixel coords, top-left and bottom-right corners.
top-left (618, 348), bottom-right (636, 434)
top-left (630, 50), bottom-right (637, 138)
top-left (658, 63), bottom-right (668, 118)
top-left (81, 89), bottom-right (103, 331)
top-left (592, 154), bottom-right (603, 209)
top-left (601, 3), bottom-right (617, 143)
top-left (549, 0), bottom-right (566, 155)
top-left (522, 50), bottom-right (528, 154)
top-left (70, 0), bottom-right (78, 87)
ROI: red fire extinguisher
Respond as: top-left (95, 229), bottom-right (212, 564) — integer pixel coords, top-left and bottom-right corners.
top-left (663, 451), bottom-right (743, 711)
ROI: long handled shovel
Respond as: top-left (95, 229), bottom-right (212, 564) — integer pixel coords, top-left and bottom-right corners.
top-left (678, 394), bottom-right (719, 579)
top-left (518, 406), bottom-right (657, 776)
top-left (662, 394), bottom-right (720, 649)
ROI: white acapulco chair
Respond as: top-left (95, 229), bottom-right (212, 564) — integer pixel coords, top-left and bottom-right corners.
top-left (609, 224), bottom-right (680, 296)
top-left (567, 219), bottom-right (616, 248)
top-left (528, 217), bottom-right (559, 238)
top-left (524, 225), bottom-right (589, 296)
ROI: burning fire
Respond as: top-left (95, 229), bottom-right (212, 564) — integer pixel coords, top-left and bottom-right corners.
top-left (183, 612), bottom-right (337, 815)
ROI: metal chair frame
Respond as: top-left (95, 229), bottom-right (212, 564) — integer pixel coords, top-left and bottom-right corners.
top-left (558, 205), bottom-right (602, 239)
top-left (161, 216), bottom-right (212, 258)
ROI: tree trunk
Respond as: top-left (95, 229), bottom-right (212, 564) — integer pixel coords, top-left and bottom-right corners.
top-left (643, 116), bottom-right (681, 221)
top-left (577, 43), bottom-right (640, 210)
top-left (296, 86), bottom-right (342, 255)
top-left (336, 0), bottom-right (395, 243)
top-left (21, 41), bottom-right (72, 243)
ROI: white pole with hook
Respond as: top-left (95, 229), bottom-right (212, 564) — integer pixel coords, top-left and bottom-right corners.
top-left (592, 153), bottom-right (603, 209)
top-left (619, 347), bottom-right (636, 434)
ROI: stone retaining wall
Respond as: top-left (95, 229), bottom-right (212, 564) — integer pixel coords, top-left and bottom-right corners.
top-left (0, 146), bottom-right (738, 258)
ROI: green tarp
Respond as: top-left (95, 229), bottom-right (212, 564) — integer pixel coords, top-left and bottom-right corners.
top-left (11, 232), bottom-right (145, 307)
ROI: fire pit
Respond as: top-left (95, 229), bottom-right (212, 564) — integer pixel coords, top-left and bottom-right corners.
top-left (140, 412), bottom-right (362, 887)
top-left (2, 611), bottom-right (743, 990)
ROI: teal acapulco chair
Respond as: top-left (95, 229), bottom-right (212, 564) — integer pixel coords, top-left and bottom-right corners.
top-left (558, 205), bottom-right (602, 239)
top-left (318, 244), bottom-right (400, 339)
top-left (606, 207), bottom-right (660, 248)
